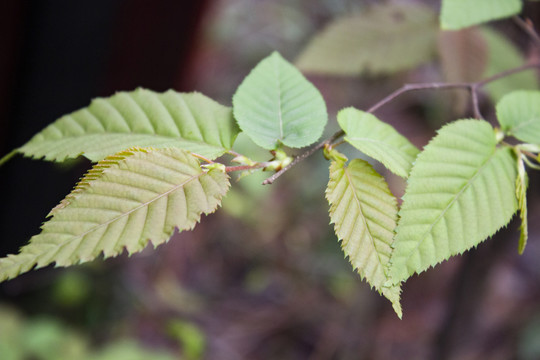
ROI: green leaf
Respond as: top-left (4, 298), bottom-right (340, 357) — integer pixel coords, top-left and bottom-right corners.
top-left (480, 27), bottom-right (538, 102)
top-left (326, 157), bottom-right (402, 318)
top-left (516, 154), bottom-right (529, 254)
top-left (337, 108), bottom-right (420, 178)
top-left (232, 51), bottom-right (327, 150)
top-left (389, 120), bottom-right (518, 283)
top-left (296, 3), bottom-right (437, 76)
top-left (496, 91), bottom-right (540, 144)
top-left (440, 0), bottom-right (522, 30)
top-left (15, 89), bottom-right (240, 162)
top-left (0, 147), bottom-right (230, 281)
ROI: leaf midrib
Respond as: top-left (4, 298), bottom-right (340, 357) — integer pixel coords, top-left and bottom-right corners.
top-left (22, 133), bottom-right (225, 159)
top-left (273, 57), bottom-right (284, 141)
top-left (398, 145), bottom-right (499, 273)
top-left (343, 165), bottom-right (386, 275)
top-left (41, 169), bottom-right (205, 259)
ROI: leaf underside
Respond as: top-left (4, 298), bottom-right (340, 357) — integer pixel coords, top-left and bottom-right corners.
top-left (440, 0), bottom-right (522, 30)
top-left (232, 51), bottom-right (327, 150)
top-left (389, 120), bottom-right (518, 283)
top-left (0, 147), bottom-right (230, 282)
top-left (327, 158), bottom-right (402, 318)
top-left (17, 89), bottom-right (240, 162)
top-left (295, 3), bottom-right (437, 76)
top-left (516, 157), bottom-right (529, 254)
top-left (337, 108), bottom-right (419, 178)
top-left (496, 90), bottom-right (540, 145)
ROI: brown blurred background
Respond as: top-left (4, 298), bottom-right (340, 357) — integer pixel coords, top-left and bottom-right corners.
top-left (0, 1), bottom-right (540, 359)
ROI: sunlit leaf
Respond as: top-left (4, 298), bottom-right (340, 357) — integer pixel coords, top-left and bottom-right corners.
top-left (296, 3), bottom-right (437, 75)
top-left (0, 147), bottom-right (230, 281)
top-left (15, 89), bottom-right (240, 162)
top-left (389, 120), bottom-right (518, 283)
top-left (326, 156), bottom-right (402, 318)
top-left (496, 90), bottom-right (540, 144)
top-left (440, 0), bottom-right (522, 30)
top-left (232, 51), bottom-right (327, 150)
top-left (337, 108), bottom-right (419, 178)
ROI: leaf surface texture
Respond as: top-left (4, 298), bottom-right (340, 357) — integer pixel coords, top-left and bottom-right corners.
top-left (0, 147), bottom-right (230, 281)
top-left (232, 52), bottom-right (327, 150)
top-left (496, 90), bottom-right (540, 145)
top-left (18, 89), bottom-right (240, 162)
top-left (327, 158), bottom-right (402, 317)
top-left (389, 120), bottom-right (518, 283)
top-left (338, 108), bottom-right (419, 178)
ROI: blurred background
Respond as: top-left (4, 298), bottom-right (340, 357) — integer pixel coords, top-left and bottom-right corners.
top-left (0, 0), bottom-right (539, 359)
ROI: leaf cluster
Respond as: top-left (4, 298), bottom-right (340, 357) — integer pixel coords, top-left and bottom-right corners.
top-left (1, 1), bottom-right (539, 319)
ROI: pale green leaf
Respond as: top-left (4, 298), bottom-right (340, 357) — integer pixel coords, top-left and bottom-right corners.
top-left (389, 120), bottom-right (518, 283)
top-left (16, 89), bottom-right (240, 162)
top-left (440, 0), bottom-right (522, 30)
top-left (326, 158), bottom-right (402, 318)
top-left (296, 3), bottom-right (437, 76)
top-left (232, 51), bottom-right (327, 150)
top-left (0, 147), bottom-right (230, 281)
top-left (496, 90), bottom-right (540, 144)
top-left (480, 27), bottom-right (538, 102)
top-left (516, 155), bottom-right (529, 254)
top-left (337, 107), bottom-right (420, 178)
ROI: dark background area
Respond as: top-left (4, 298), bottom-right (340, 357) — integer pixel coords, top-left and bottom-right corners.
top-left (0, 1), bottom-right (540, 359)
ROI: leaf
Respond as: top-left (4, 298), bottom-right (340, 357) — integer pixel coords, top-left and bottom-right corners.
top-left (389, 120), bottom-right (518, 283)
top-left (440, 0), bottom-right (522, 30)
top-left (0, 147), bottom-right (230, 281)
top-left (337, 108), bottom-right (420, 178)
top-left (496, 90), bottom-right (540, 144)
top-left (326, 157), bottom-right (402, 318)
top-left (296, 3), bottom-right (437, 76)
top-left (232, 51), bottom-right (327, 150)
top-left (516, 155), bottom-right (529, 254)
top-left (480, 27), bottom-right (538, 102)
top-left (16, 89), bottom-right (240, 162)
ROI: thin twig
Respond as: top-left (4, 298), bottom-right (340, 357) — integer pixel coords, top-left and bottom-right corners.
top-left (227, 149), bottom-right (244, 158)
top-left (226, 163), bottom-right (268, 173)
top-left (262, 131), bottom-right (343, 185)
top-left (476, 62), bottom-right (540, 86)
top-left (191, 153), bottom-right (214, 164)
top-left (513, 16), bottom-right (540, 49)
top-left (261, 61), bottom-right (540, 185)
top-left (366, 82), bottom-right (472, 114)
top-left (470, 84), bottom-right (482, 119)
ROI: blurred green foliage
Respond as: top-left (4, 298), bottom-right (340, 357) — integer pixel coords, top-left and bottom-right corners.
top-left (0, 304), bottom-right (177, 360)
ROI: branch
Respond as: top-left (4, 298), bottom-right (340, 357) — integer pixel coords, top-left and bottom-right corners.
top-left (226, 162), bottom-right (268, 173)
top-left (366, 82), bottom-right (472, 114)
top-left (513, 16), bottom-right (540, 49)
top-left (262, 130), bottom-right (343, 185)
top-left (262, 61), bottom-right (540, 185)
